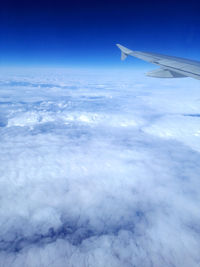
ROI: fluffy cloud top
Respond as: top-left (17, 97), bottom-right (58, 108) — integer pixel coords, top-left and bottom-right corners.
top-left (0, 68), bottom-right (200, 266)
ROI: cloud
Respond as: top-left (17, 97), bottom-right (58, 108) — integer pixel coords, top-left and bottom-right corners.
top-left (0, 69), bottom-right (200, 266)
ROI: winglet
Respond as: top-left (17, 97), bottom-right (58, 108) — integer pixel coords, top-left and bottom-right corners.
top-left (116, 44), bottom-right (133, 60)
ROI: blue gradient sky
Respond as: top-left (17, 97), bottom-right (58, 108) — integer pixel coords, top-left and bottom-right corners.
top-left (1, 0), bottom-right (200, 67)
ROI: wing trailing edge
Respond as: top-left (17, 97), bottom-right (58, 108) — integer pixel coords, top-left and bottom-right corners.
top-left (146, 68), bottom-right (187, 78)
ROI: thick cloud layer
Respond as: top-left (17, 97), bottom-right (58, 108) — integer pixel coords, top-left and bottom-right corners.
top-left (0, 68), bottom-right (200, 266)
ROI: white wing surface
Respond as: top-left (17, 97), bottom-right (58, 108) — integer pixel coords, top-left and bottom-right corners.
top-left (116, 44), bottom-right (200, 80)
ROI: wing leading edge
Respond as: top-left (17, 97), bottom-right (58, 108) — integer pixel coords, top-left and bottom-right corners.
top-left (116, 44), bottom-right (200, 80)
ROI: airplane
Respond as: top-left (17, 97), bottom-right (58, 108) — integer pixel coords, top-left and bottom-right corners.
top-left (116, 44), bottom-right (200, 80)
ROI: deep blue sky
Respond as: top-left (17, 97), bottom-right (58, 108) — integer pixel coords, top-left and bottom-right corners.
top-left (1, 0), bottom-right (200, 67)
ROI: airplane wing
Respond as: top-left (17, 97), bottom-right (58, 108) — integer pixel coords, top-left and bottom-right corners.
top-left (116, 44), bottom-right (200, 80)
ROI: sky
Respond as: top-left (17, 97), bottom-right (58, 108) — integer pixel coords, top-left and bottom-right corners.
top-left (1, 0), bottom-right (200, 67)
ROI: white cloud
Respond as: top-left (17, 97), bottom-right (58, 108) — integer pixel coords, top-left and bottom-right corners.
top-left (0, 68), bottom-right (200, 266)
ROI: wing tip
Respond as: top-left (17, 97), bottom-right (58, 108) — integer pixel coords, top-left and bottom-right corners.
top-left (116, 44), bottom-right (133, 60)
